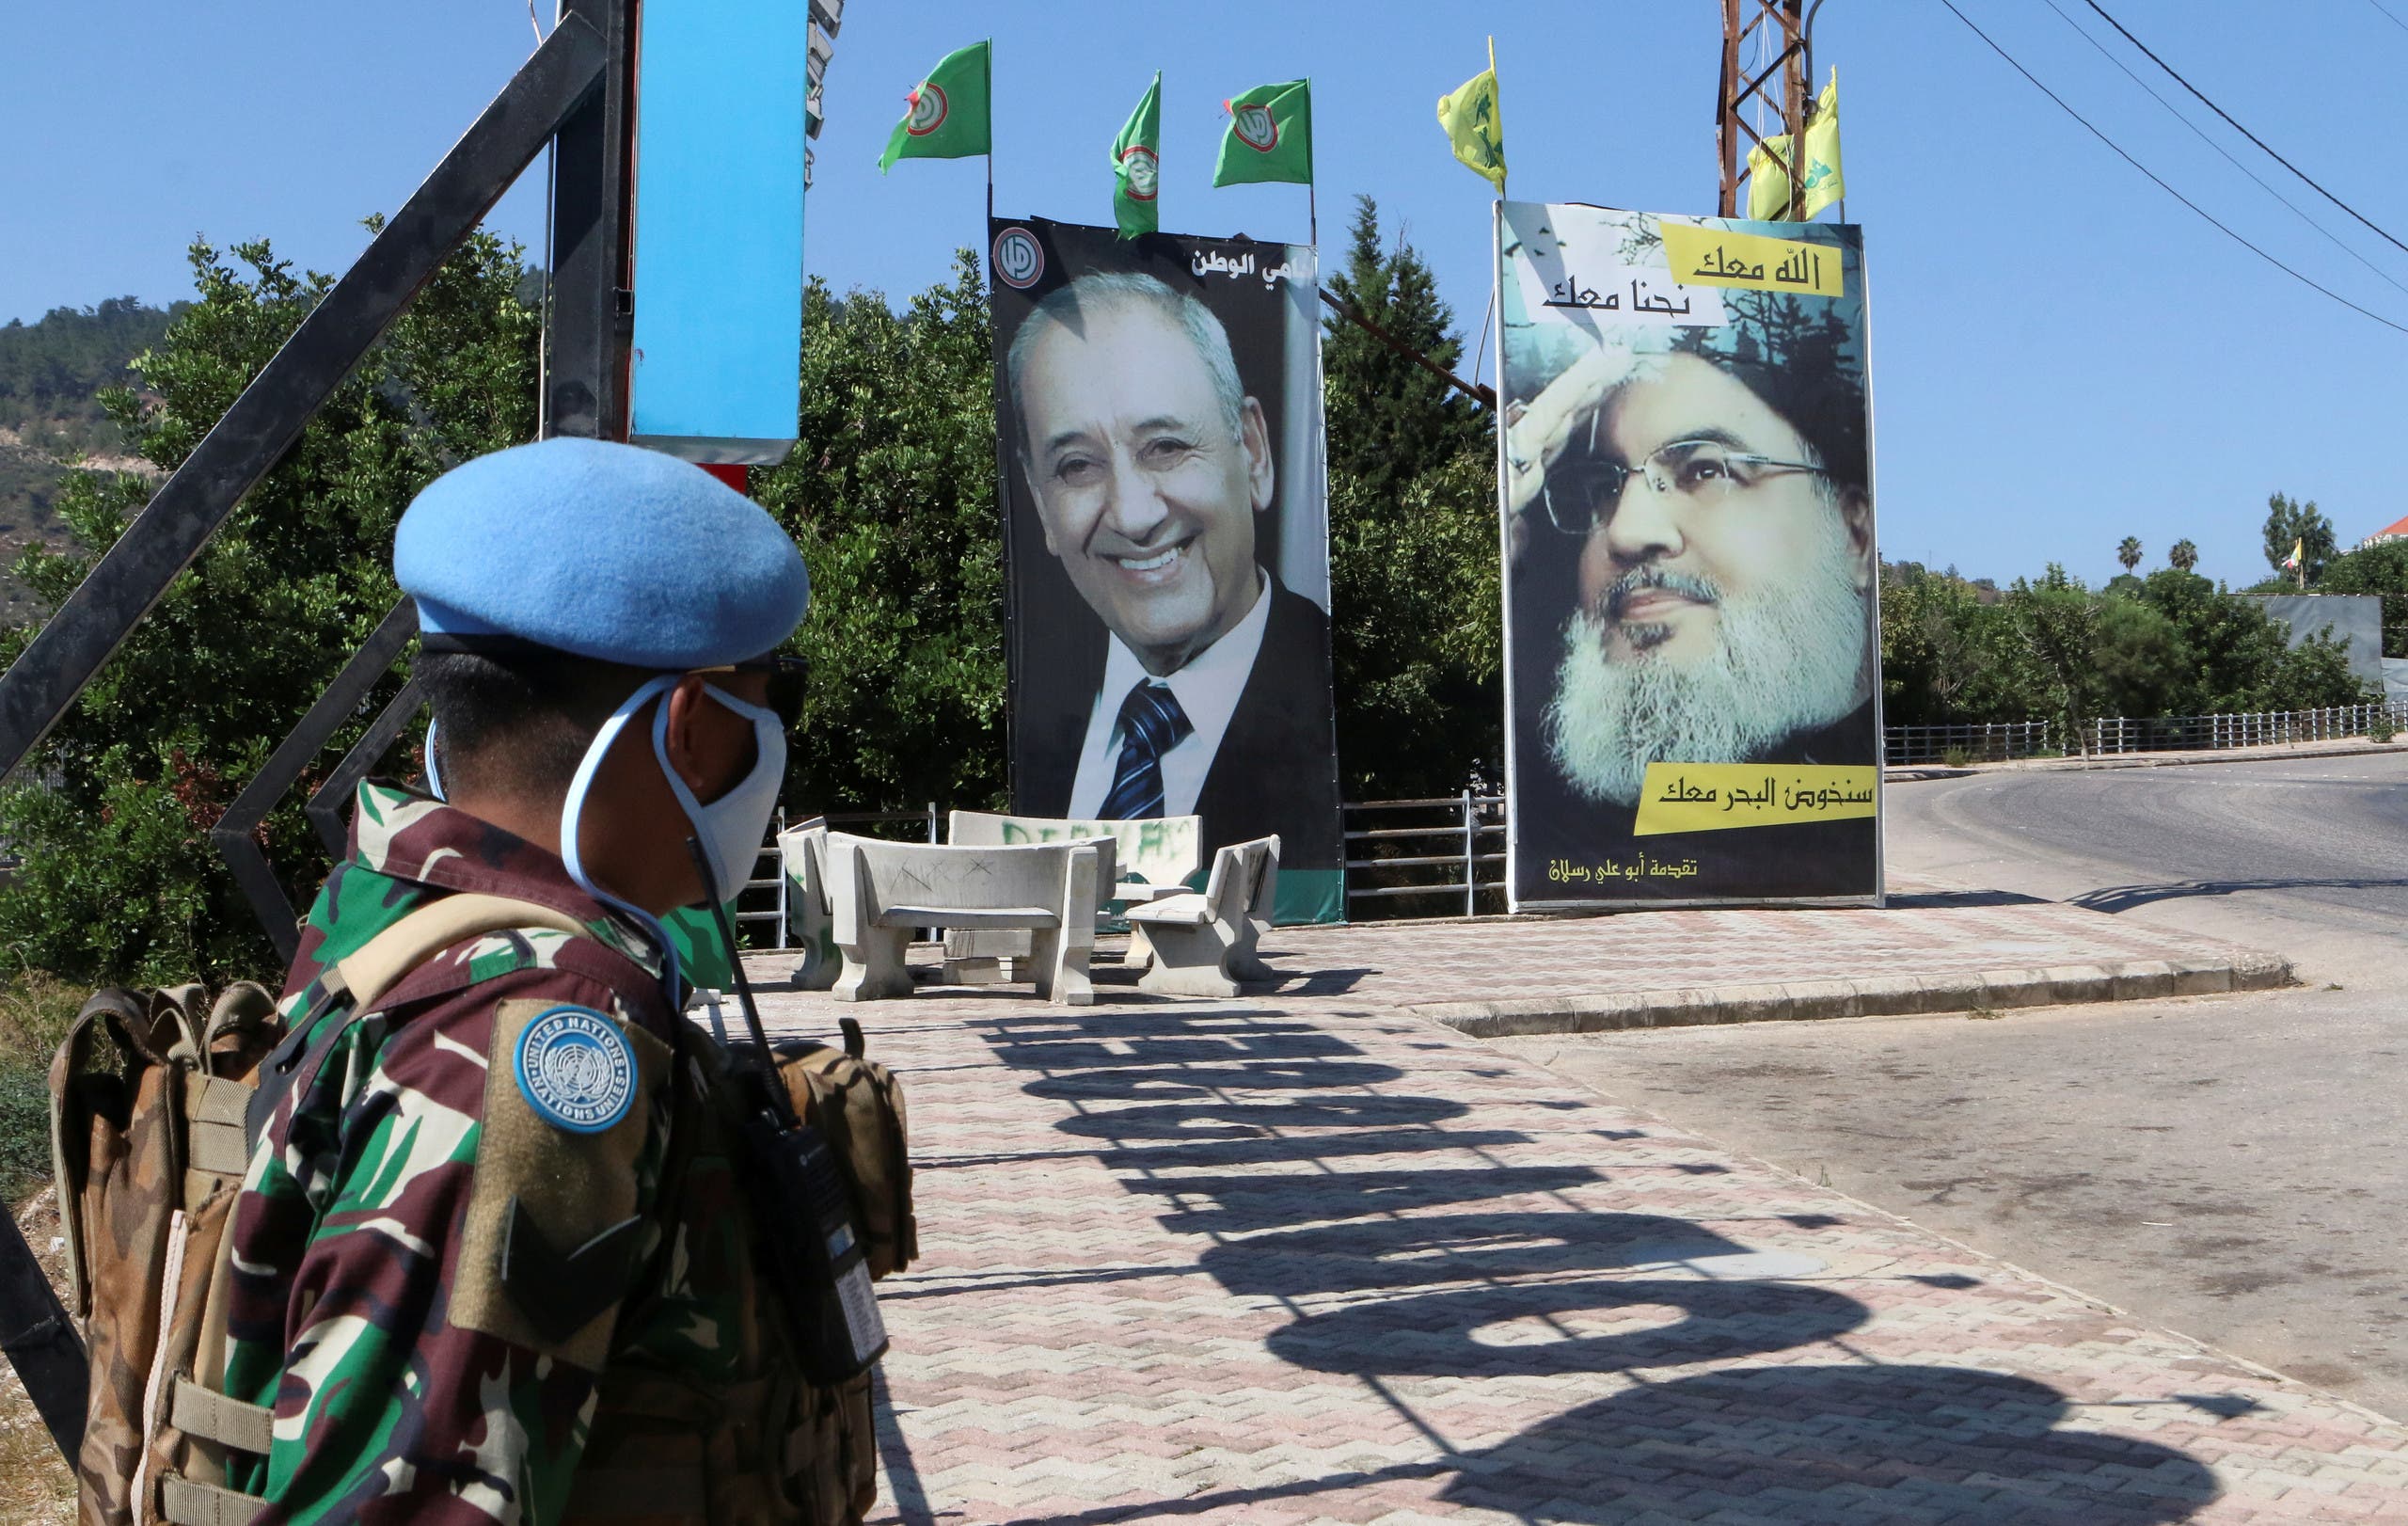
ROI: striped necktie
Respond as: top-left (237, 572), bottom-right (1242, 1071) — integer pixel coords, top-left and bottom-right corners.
top-left (1099, 680), bottom-right (1194, 819)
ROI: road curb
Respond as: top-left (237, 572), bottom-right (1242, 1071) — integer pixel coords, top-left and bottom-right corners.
top-left (1413, 950), bottom-right (2295, 1038)
top-left (1886, 739), bottom-right (2401, 782)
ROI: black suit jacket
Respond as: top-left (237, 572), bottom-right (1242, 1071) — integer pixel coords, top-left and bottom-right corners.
top-left (1014, 580), bottom-right (1343, 872)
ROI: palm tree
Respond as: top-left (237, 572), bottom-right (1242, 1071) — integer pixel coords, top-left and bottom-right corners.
top-left (2116, 535), bottom-right (2143, 574)
top-left (2169, 539), bottom-right (2198, 572)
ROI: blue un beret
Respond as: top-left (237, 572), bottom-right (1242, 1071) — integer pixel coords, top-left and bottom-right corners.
top-left (395, 437), bottom-right (809, 668)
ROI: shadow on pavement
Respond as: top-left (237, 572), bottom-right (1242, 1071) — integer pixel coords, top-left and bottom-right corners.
top-left (933, 1006), bottom-right (2223, 1523)
top-left (1441, 1363), bottom-right (2219, 1523)
top-left (1883, 886), bottom-right (2055, 909)
top-left (2074, 874), bottom-right (2408, 914)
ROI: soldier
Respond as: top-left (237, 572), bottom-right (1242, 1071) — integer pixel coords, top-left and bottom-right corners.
top-left (213, 437), bottom-right (847, 1523)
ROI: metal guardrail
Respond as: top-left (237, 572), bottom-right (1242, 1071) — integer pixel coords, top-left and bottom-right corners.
top-left (1886, 701), bottom-right (2408, 766)
top-left (1342, 790), bottom-right (1506, 916)
top-left (2085, 702), bottom-right (2408, 754)
top-left (1883, 721), bottom-right (2053, 767)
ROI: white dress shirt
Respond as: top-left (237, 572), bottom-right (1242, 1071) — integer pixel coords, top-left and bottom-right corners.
top-left (1068, 571), bottom-right (1274, 819)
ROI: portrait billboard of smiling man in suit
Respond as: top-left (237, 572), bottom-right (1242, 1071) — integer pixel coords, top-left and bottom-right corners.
top-left (990, 217), bottom-right (1343, 923)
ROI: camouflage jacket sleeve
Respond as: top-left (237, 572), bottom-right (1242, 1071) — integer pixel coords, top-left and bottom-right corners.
top-left (225, 942), bottom-right (677, 1526)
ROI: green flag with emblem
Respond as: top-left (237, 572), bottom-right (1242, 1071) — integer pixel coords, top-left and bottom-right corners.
top-left (1112, 72), bottom-right (1163, 238)
top-left (1212, 79), bottom-right (1311, 187)
top-left (1435, 42), bottom-right (1506, 194)
top-left (878, 40), bottom-right (990, 171)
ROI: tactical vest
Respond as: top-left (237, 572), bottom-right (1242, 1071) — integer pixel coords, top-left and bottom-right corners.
top-left (52, 896), bottom-right (914, 1526)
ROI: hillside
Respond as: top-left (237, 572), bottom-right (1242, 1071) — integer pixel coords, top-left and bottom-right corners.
top-left (0, 299), bottom-right (182, 624)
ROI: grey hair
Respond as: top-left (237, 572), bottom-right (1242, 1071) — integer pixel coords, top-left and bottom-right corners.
top-left (1004, 271), bottom-right (1246, 460)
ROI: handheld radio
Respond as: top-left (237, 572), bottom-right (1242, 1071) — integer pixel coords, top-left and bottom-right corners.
top-left (689, 839), bottom-right (889, 1382)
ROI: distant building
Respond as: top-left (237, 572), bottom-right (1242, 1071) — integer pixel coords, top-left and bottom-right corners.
top-left (2359, 515), bottom-right (2408, 549)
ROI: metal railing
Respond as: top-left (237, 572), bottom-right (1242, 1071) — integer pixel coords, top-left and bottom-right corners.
top-left (2086, 702), bottom-right (2408, 754)
top-left (1883, 722), bottom-right (2054, 766)
top-left (1887, 701), bottom-right (2408, 766)
top-left (1341, 791), bottom-right (1506, 917)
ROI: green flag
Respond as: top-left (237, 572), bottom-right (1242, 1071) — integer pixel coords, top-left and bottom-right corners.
top-left (878, 40), bottom-right (990, 171)
top-left (1112, 72), bottom-right (1163, 238)
top-left (1435, 58), bottom-right (1505, 193)
top-left (1212, 79), bottom-right (1311, 187)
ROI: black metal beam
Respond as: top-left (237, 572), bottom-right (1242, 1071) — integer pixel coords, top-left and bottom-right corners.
top-left (211, 598), bottom-right (420, 960)
top-left (544, 0), bottom-right (636, 440)
top-left (305, 677), bottom-right (424, 860)
top-left (0, 14), bottom-right (608, 789)
top-left (0, 1231), bottom-right (84, 1459)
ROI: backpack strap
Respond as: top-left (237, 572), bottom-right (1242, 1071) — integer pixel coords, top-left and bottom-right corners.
top-left (244, 895), bottom-right (597, 1160)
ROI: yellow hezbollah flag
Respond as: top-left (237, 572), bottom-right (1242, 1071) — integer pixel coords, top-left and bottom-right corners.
top-left (1436, 40), bottom-right (1506, 193)
top-left (1746, 71), bottom-right (1845, 220)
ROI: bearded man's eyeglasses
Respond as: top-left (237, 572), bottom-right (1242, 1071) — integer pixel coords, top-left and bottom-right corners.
top-left (1541, 435), bottom-right (1830, 537)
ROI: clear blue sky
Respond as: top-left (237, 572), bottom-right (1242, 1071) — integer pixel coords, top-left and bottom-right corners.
top-left (7, 1), bottom-right (2405, 590)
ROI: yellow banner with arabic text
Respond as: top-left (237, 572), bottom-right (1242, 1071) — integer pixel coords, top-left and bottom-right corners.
top-left (1632, 763), bottom-right (1877, 836)
top-left (1658, 224), bottom-right (1844, 298)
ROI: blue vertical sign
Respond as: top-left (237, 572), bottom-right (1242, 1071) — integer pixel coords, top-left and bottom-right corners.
top-left (628, 0), bottom-right (809, 464)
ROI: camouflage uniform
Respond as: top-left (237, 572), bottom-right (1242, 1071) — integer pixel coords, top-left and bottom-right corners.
top-left (222, 781), bottom-right (754, 1525)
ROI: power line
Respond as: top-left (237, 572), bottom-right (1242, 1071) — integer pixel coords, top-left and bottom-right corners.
top-left (2082, 0), bottom-right (2408, 260)
top-left (2364, 0), bottom-right (2408, 35)
top-left (2036, 0), bottom-right (2408, 302)
top-left (1935, 0), bottom-right (2408, 336)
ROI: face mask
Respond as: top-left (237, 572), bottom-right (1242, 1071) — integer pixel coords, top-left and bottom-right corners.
top-left (558, 676), bottom-right (788, 1001)
top-left (654, 681), bottom-right (786, 906)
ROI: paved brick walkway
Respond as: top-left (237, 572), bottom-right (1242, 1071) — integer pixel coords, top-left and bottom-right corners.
top-left (755, 965), bottom-right (2408, 1523)
top-left (1236, 887), bottom-right (2272, 1015)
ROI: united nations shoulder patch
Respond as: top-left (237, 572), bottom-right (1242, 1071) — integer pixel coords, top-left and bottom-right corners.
top-left (514, 1006), bottom-right (637, 1134)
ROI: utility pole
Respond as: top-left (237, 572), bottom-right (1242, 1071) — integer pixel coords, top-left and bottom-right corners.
top-left (1716, 0), bottom-right (1814, 218)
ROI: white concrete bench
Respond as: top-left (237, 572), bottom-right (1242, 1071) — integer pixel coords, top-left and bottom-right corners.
top-left (775, 818), bottom-right (835, 990)
top-left (941, 812), bottom-right (1197, 983)
top-left (1125, 835), bottom-right (1280, 998)
top-left (825, 833), bottom-right (1105, 1005)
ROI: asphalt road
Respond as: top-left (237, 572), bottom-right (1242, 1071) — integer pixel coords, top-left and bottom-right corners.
top-left (1510, 752), bottom-right (2408, 1419)
top-left (1886, 751), bottom-right (2408, 985)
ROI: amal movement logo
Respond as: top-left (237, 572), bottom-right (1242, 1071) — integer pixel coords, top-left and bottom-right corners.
top-left (1231, 103), bottom-right (1279, 152)
top-left (905, 82), bottom-right (948, 136)
top-left (992, 227), bottom-right (1045, 289)
top-left (515, 1006), bottom-right (636, 1135)
top-left (1120, 146), bottom-right (1159, 201)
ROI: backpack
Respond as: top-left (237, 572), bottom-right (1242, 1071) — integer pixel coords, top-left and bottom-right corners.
top-left (51, 896), bottom-right (914, 1526)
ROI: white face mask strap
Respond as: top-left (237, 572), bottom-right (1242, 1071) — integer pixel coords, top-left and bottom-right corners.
top-left (561, 674), bottom-right (683, 995)
top-left (422, 717), bottom-right (446, 803)
top-left (651, 684), bottom-right (784, 831)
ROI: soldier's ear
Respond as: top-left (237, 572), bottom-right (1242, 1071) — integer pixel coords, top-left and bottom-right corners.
top-left (660, 676), bottom-right (734, 796)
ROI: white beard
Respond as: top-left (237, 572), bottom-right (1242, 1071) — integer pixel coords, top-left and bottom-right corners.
top-left (1544, 520), bottom-right (1871, 806)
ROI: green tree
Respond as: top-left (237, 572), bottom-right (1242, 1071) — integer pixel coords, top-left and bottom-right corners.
top-left (2168, 538), bottom-right (2198, 572)
top-left (1319, 197), bottom-right (1500, 797)
top-left (754, 256), bottom-right (1006, 815)
top-left (2262, 491), bottom-right (2336, 583)
top-left (1321, 196), bottom-right (1487, 508)
top-left (2116, 535), bottom-right (2142, 574)
top-left (2008, 564), bottom-right (2104, 756)
top-left (0, 230), bottom-right (539, 983)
